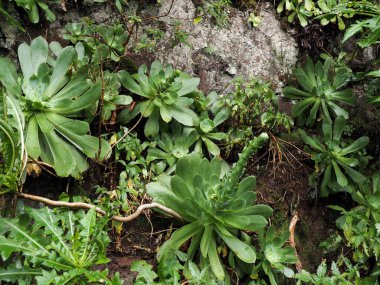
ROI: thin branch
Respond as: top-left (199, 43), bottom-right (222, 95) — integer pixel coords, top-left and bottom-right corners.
top-left (16, 192), bottom-right (183, 222)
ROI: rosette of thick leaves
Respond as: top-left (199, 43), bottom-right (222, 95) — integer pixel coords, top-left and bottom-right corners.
top-left (283, 57), bottom-right (354, 126)
top-left (0, 36), bottom-right (110, 177)
top-left (118, 61), bottom-right (200, 137)
top-left (301, 116), bottom-right (369, 197)
top-left (147, 135), bottom-right (272, 280)
top-left (147, 122), bottom-right (198, 174)
top-left (253, 226), bottom-right (297, 284)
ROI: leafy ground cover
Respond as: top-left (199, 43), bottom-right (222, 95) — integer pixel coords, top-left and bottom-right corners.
top-left (0, 0), bottom-right (380, 284)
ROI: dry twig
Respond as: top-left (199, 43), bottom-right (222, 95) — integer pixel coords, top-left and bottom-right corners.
top-left (289, 212), bottom-right (303, 272)
top-left (16, 192), bottom-right (183, 222)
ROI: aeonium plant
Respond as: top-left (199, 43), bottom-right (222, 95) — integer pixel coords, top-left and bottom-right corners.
top-left (147, 122), bottom-right (198, 174)
top-left (147, 133), bottom-right (272, 280)
top-left (283, 57), bottom-right (354, 126)
top-left (0, 36), bottom-right (110, 177)
top-left (118, 61), bottom-right (200, 137)
top-left (301, 116), bottom-right (369, 197)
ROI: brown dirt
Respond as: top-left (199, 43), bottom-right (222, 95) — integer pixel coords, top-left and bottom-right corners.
top-left (104, 215), bottom-right (177, 283)
top-left (246, 135), bottom-right (343, 272)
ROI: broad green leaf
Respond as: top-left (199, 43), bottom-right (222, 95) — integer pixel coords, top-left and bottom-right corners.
top-left (300, 130), bottom-right (325, 152)
top-left (28, 4), bottom-right (40, 23)
top-left (208, 232), bottom-right (224, 280)
top-left (300, 58), bottom-right (316, 91)
top-left (144, 108), bottom-right (160, 137)
top-left (283, 87), bottom-right (311, 99)
top-left (213, 108), bottom-right (229, 127)
top-left (158, 221), bottom-right (202, 262)
top-left (367, 69), bottom-right (380, 77)
top-left (200, 118), bottom-right (214, 133)
top-left (177, 78), bottom-right (200, 96)
top-left (217, 228), bottom-right (256, 263)
top-left (306, 100), bottom-right (320, 126)
top-left (332, 116), bottom-right (345, 142)
top-left (200, 225), bottom-right (213, 257)
top-left (119, 71), bottom-right (145, 97)
top-left (332, 160), bottom-right (348, 187)
top-left (160, 104), bottom-right (173, 123)
top-left (234, 205), bottom-right (273, 218)
top-left (50, 70), bottom-right (90, 101)
top-left (333, 68), bottom-right (352, 90)
top-left (202, 137), bottom-right (220, 156)
top-left (52, 82), bottom-right (101, 115)
top-left (170, 176), bottom-right (194, 201)
top-left (169, 103), bottom-right (199, 126)
top-left (36, 113), bottom-right (76, 176)
top-left (30, 37), bottom-right (49, 76)
top-left (237, 176), bottom-right (256, 195)
top-left (146, 181), bottom-right (189, 219)
top-left (18, 43), bottom-right (33, 80)
top-left (339, 163), bottom-right (366, 185)
top-left (340, 136), bottom-right (369, 156)
top-left (112, 95), bottom-right (132, 105)
top-left (44, 47), bottom-right (76, 97)
top-left (326, 101), bottom-right (349, 119)
top-left (292, 97), bottom-right (315, 117)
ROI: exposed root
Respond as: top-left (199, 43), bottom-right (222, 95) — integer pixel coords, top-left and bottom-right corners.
top-left (16, 192), bottom-right (183, 222)
top-left (268, 133), bottom-right (310, 177)
top-left (289, 211), bottom-right (303, 272)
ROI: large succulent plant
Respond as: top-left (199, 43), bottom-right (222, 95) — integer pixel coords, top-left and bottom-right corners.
top-left (147, 133), bottom-right (272, 280)
top-left (118, 61), bottom-right (200, 137)
top-left (0, 36), bottom-right (110, 177)
top-left (283, 57), bottom-right (354, 126)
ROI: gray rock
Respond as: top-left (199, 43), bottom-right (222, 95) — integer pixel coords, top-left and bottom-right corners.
top-left (1, 0), bottom-right (298, 95)
top-left (149, 0), bottom-right (298, 94)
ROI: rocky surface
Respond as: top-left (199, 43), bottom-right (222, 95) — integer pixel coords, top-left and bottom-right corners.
top-left (153, 0), bottom-right (298, 93)
top-left (0, 0), bottom-right (298, 94)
